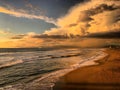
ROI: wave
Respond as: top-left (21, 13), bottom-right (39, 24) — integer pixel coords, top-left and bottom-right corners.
top-left (1, 49), bottom-right (107, 90)
top-left (0, 49), bottom-right (108, 90)
top-left (0, 47), bottom-right (76, 53)
top-left (26, 49), bottom-right (108, 90)
top-left (50, 53), bottom-right (81, 59)
top-left (0, 59), bottom-right (23, 69)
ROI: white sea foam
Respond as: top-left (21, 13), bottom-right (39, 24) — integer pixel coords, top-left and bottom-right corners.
top-left (78, 50), bottom-right (108, 67)
top-left (24, 49), bottom-right (108, 90)
top-left (0, 49), bottom-right (108, 90)
top-left (0, 59), bottom-right (23, 69)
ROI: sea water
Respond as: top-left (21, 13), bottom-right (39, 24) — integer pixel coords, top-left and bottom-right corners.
top-left (0, 48), bottom-right (107, 90)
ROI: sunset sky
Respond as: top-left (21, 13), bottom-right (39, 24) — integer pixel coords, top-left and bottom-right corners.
top-left (0, 0), bottom-right (120, 48)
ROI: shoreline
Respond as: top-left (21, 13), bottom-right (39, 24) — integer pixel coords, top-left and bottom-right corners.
top-left (25, 49), bottom-right (107, 90)
top-left (0, 48), bottom-right (116, 90)
top-left (24, 49), bottom-right (107, 90)
top-left (53, 48), bottom-right (120, 90)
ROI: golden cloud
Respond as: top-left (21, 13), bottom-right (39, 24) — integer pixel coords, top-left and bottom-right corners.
top-left (44, 0), bottom-right (120, 36)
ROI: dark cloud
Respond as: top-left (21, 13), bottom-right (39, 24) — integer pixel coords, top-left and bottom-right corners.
top-left (115, 15), bottom-right (120, 22)
top-left (11, 34), bottom-right (26, 39)
top-left (20, 30), bottom-right (120, 39)
top-left (11, 33), bottom-right (69, 39)
top-left (88, 4), bottom-right (118, 16)
top-left (78, 13), bottom-right (93, 22)
top-left (32, 34), bottom-right (68, 39)
top-left (68, 23), bottom-right (78, 27)
top-left (86, 31), bottom-right (120, 39)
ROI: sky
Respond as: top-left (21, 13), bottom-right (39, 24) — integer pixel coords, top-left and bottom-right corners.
top-left (0, 0), bottom-right (120, 48)
top-left (0, 0), bottom-right (84, 34)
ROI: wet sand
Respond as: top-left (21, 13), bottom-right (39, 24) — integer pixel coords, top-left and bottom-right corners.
top-left (53, 48), bottom-right (120, 90)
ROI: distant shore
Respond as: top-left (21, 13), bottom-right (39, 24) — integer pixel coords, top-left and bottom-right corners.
top-left (53, 48), bottom-right (120, 90)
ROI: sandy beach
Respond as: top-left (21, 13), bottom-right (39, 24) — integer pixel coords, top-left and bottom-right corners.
top-left (53, 48), bottom-right (120, 90)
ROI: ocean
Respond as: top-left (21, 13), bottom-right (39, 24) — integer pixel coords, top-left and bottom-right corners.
top-left (0, 48), bottom-right (107, 90)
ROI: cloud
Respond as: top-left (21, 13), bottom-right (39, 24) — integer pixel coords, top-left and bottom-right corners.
top-left (3, 30), bottom-right (120, 48)
top-left (44, 0), bottom-right (120, 37)
top-left (0, 30), bottom-right (12, 35)
top-left (85, 31), bottom-right (120, 39)
top-left (11, 34), bottom-right (26, 39)
top-left (11, 32), bottom-right (36, 39)
top-left (0, 38), bottom-right (43, 48)
top-left (11, 32), bottom-right (68, 40)
top-left (1, 0), bottom-right (119, 38)
top-left (24, 0), bottom-right (46, 16)
top-left (5, 32), bottom-right (43, 48)
top-left (1, 0), bottom-right (120, 48)
top-left (0, 6), bottom-right (56, 25)
top-left (32, 34), bottom-right (68, 39)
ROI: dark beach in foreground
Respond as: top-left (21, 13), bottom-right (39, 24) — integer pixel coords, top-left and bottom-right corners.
top-left (53, 48), bottom-right (120, 90)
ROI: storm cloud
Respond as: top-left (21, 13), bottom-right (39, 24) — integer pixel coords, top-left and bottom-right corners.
top-left (86, 31), bottom-right (120, 39)
top-left (44, 0), bottom-right (120, 37)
